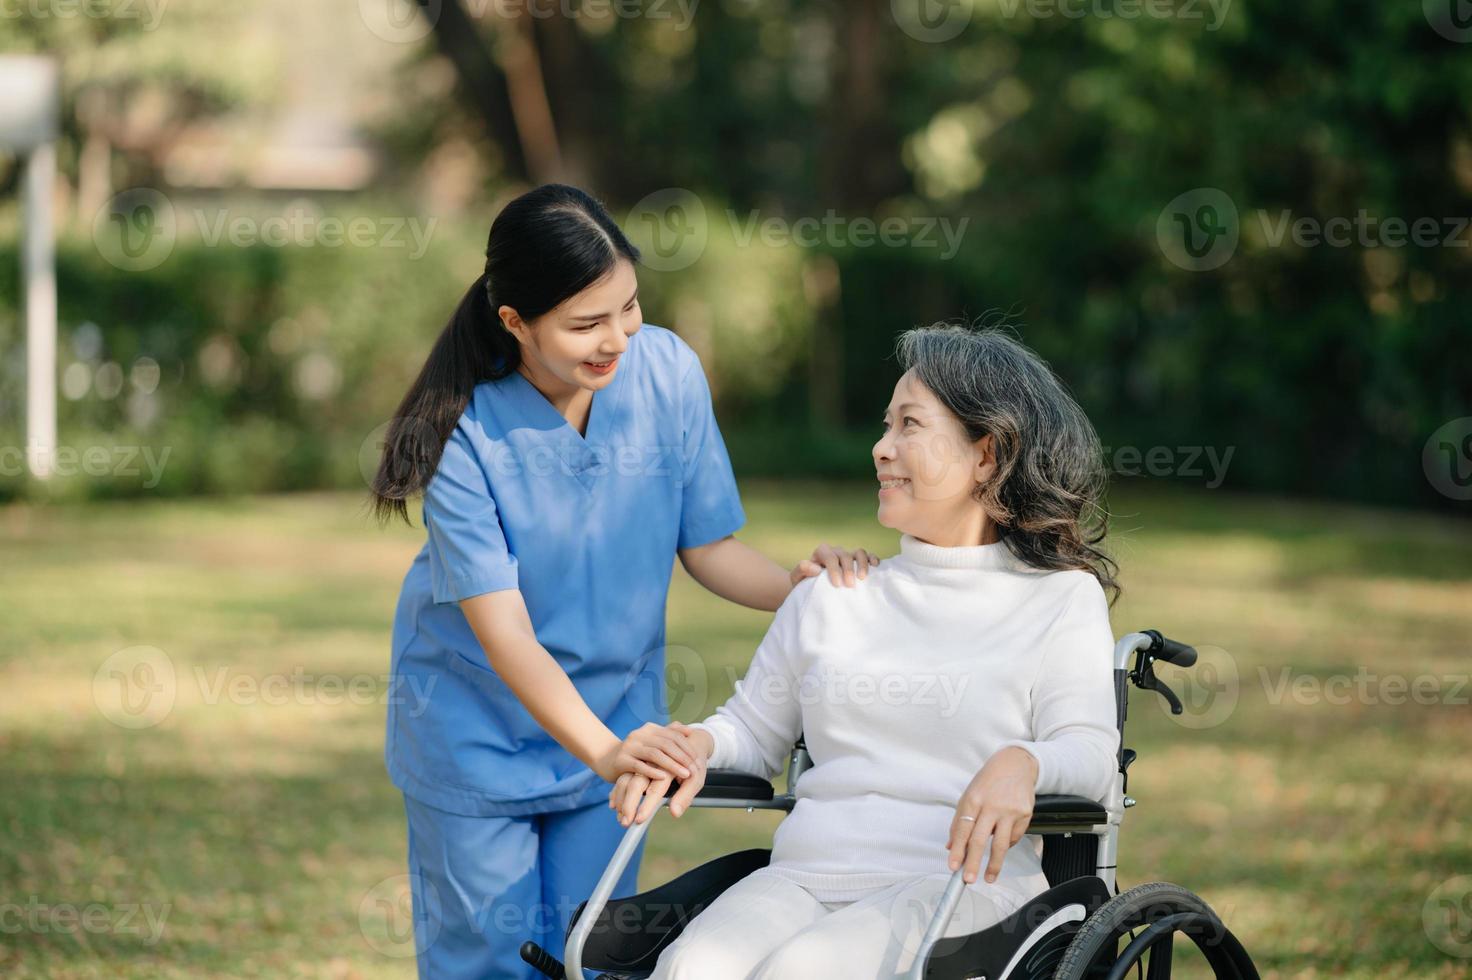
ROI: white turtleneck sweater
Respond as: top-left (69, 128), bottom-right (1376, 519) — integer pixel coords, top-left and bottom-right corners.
top-left (688, 533), bottom-right (1119, 906)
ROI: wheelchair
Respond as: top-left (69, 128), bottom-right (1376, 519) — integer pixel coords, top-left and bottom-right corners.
top-left (521, 630), bottom-right (1260, 980)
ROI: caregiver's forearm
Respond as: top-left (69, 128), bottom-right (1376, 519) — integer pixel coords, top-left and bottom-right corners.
top-left (677, 535), bottom-right (791, 612)
top-left (459, 591), bottom-right (619, 775)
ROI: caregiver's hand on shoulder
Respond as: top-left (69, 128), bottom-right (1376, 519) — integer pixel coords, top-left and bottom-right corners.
top-left (595, 721), bottom-right (699, 785)
top-left (608, 723), bottom-right (712, 826)
top-left (946, 746), bottom-right (1039, 884)
top-left (790, 542), bottom-right (880, 589)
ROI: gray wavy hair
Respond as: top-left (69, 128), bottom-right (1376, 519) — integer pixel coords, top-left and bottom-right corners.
top-left (894, 320), bottom-right (1121, 604)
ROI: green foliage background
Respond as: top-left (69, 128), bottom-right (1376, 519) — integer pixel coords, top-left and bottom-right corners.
top-left (1, 0), bottom-right (1469, 508)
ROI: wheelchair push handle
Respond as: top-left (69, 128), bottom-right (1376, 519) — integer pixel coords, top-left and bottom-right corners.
top-left (1127, 629), bottom-right (1198, 716)
top-left (1144, 629), bottom-right (1197, 667)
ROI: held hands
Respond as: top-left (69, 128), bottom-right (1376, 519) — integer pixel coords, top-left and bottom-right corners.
top-left (790, 542), bottom-right (880, 589)
top-left (607, 722), bottom-right (713, 827)
top-left (946, 746), bottom-right (1040, 885)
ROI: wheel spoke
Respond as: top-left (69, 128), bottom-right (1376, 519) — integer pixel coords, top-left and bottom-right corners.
top-left (1145, 930), bottom-right (1174, 980)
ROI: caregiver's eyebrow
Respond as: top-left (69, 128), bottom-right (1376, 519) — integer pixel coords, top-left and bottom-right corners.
top-left (569, 288), bottom-right (639, 323)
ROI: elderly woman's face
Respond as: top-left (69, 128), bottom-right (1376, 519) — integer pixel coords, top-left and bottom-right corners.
top-left (871, 370), bottom-right (991, 538)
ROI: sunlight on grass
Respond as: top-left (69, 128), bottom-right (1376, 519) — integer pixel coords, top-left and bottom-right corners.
top-left (0, 484), bottom-right (1468, 978)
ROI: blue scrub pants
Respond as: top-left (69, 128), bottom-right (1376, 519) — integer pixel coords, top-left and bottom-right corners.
top-left (404, 793), bottom-right (646, 979)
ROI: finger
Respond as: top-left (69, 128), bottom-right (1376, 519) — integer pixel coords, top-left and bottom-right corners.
top-left (656, 732), bottom-right (697, 772)
top-left (610, 773), bottom-right (630, 808)
top-left (633, 742), bottom-right (688, 777)
top-left (984, 819), bottom-right (1013, 883)
top-left (669, 775), bottom-right (702, 817)
top-left (855, 549), bottom-right (872, 580)
top-left (963, 817), bottom-right (997, 883)
top-left (828, 547), bottom-right (855, 587)
top-left (946, 813), bottom-right (974, 870)
top-left (794, 559), bottom-right (822, 581)
top-left (643, 746), bottom-right (691, 780)
top-left (617, 775), bottom-right (644, 824)
top-left (818, 548), bottom-right (844, 586)
top-left (636, 776), bottom-right (672, 824)
top-left (631, 759), bottom-right (669, 782)
top-left (619, 775), bottom-right (650, 825)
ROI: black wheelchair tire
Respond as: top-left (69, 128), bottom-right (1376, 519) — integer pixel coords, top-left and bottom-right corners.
top-left (1051, 882), bottom-right (1259, 980)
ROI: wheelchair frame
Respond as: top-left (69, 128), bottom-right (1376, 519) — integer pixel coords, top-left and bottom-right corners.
top-left (524, 630), bottom-right (1259, 980)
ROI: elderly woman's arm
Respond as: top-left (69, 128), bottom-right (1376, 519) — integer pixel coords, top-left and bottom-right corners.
top-left (999, 576), bottom-right (1121, 804)
top-left (951, 575), bottom-right (1120, 884)
top-left (685, 576), bottom-right (818, 777)
top-left (610, 577), bottom-right (817, 825)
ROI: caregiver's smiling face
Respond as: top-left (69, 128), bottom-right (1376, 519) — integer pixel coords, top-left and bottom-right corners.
top-left (503, 257), bottom-right (643, 393)
top-left (872, 369), bottom-right (995, 543)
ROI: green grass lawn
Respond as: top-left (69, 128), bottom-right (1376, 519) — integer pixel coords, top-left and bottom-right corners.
top-left (1, 482), bottom-right (1469, 979)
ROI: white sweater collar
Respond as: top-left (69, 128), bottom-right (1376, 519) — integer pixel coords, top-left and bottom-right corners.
top-left (897, 532), bottom-right (1018, 570)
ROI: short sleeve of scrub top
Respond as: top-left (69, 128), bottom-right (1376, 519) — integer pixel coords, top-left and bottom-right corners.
top-left (423, 422), bottom-right (520, 604)
top-left (386, 324), bottom-right (747, 817)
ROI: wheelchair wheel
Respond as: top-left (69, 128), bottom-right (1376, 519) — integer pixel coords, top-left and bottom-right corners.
top-left (1052, 882), bottom-right (1259, 980)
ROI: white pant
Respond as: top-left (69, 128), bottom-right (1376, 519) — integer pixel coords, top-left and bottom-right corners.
top-left (649, 867), bottom-right (1022, 980)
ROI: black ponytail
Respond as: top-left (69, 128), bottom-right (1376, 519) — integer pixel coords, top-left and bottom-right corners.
top-left (370, 184), bottom-right (641, 525)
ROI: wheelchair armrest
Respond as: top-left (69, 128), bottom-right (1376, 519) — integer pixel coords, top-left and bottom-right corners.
top-left (663, 768), bottom-right (776, 802)
top-left (1030, 794), bottom-right (1108, 829)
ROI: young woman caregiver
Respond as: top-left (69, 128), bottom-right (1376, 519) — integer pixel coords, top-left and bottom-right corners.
top-left (369, 183), bottom-right (877, 979)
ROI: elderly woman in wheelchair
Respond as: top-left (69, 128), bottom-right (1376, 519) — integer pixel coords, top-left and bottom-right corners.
top-left (523, 323), bottom-right (1258, 980)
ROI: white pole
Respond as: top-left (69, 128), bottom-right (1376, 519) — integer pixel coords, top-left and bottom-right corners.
top-left (24, 141), bottom-right (57, 480)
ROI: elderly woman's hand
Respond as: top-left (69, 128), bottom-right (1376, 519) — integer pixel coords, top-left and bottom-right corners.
top-left (789, 542), bottom-right (880, 589)
top-left (946, 746), bottom-right (1040, 884)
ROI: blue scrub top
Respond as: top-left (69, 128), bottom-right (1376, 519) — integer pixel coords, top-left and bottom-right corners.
top-left (386, 324), bottom-right (746, 817)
